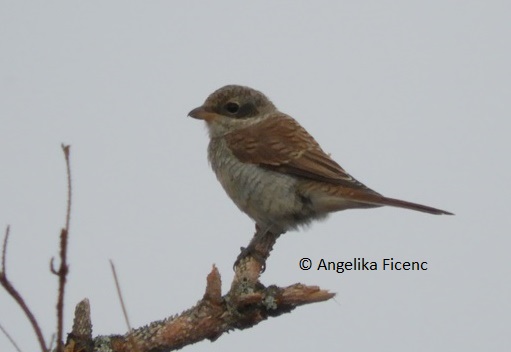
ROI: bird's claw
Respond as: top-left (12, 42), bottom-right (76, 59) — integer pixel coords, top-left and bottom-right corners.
top-left (233, 245), bottom-right (266, 272)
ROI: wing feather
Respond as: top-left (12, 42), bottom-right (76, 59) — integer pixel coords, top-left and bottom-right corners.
top-left (224, 114), bottom-right (372, 190)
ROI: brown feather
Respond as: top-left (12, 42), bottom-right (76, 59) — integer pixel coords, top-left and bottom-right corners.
top-left (225, 114), bottom-right (370, 189)
top-left (354, 194), bottom-right (453, 215)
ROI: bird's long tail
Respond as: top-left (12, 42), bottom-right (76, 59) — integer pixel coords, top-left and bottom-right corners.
top-left (356, 194), bottom-right (453, 215)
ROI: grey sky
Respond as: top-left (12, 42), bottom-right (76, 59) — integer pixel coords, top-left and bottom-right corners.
top-left (1, 1), bottom-right (510, 351)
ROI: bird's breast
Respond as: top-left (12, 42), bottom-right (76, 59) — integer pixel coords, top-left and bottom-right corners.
top-left (207, 138), bottom-right (306, 230)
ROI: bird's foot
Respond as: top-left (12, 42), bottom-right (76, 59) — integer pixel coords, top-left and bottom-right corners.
top-left (233, 225), bottom-right (282, 273)
top-left (233, 244), bottom-right (267, 272)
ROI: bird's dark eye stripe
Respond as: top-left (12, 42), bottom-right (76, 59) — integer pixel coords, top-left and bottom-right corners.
top-left (225, 102), bottom-right (239, 113)
top-left (219, 101), bottom-right (258, 118)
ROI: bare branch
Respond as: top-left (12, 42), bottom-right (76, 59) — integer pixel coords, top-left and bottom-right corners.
top-left (1, 225), bottom-right (8, 273)
top-left (49, 257), bottom-right (58, 275)
top-left (110, 261), bottom-right (141, 352)
top-left (96, 265), bottom-right (334, 352)
top-left (55, 144), bottom-right (73, 352)
top-left (78, 230), bottom-right (334, 351)
top-left (110, 260), bottom-right (133, 332)
top-left (0, 227), bottom-right (48, 352)
top-left (0, 322), bottom-right (23, 352)
top-left (54, 229), bottom-right (69, 352)
top-left (48, 334), bottom-right (56, 352)
top-left (62, 144), bottom-right (72, 231)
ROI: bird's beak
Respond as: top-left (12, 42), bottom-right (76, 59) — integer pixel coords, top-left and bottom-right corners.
top-left (188, 106), bottom-right (217, 122)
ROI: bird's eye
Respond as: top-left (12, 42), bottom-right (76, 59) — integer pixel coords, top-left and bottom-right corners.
top-left (225, 102), bottom-right (240, 114)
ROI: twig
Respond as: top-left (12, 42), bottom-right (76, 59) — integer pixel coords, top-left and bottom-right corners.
top-left (54, 144), bottom-right (73, 352)
top-left (47, 334), bottom-right (56, 352)
top-left (0, 226), bottom-right (48, 352)
top-left (110, 260), bottom-right (133, 332)
top-left (63, 144), bottom-right (72, 231)
top-left (1, 225), bottom-right (8, 273)
top-left (0, 322), bottom-right (23, 352)
top-left (110, 260), bottom-right (141, 352)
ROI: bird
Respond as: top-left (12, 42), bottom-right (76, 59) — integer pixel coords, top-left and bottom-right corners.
top-left (188, 85), bottom-right (452, 241)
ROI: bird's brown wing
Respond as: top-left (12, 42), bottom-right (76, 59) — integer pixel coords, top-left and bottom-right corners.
top-left (224, 114), bottom-right (372, 190)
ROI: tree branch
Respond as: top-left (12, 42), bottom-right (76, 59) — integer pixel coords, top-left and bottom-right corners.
top-left (66, 230), bottom-right (335, 352)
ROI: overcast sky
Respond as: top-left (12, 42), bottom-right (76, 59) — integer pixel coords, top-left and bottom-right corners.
top-left (1, 1), bottom-right (510, 351)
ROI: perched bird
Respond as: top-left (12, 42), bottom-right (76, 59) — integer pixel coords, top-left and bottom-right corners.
top-left (188, 85), bottom-right (452, 238)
